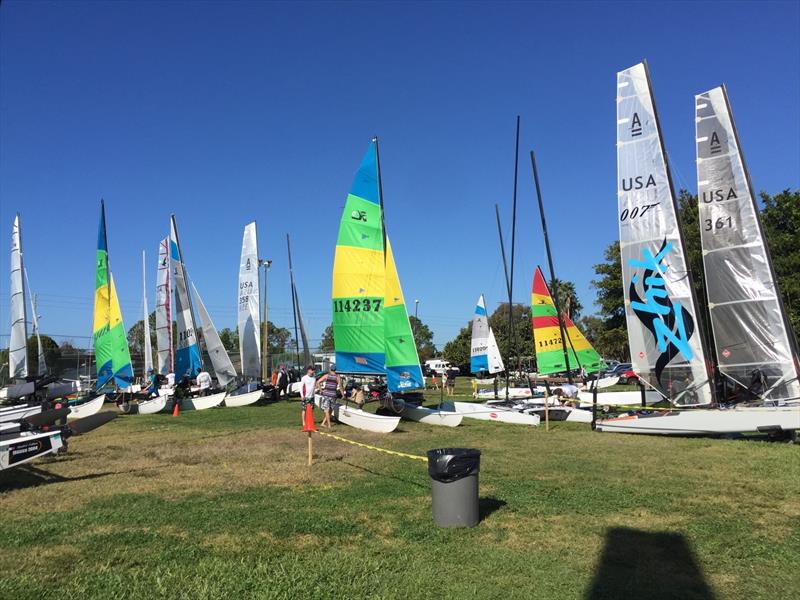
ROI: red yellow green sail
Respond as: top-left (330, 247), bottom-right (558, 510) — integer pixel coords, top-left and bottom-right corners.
top-left (531, 266), bottom-right (604, 375)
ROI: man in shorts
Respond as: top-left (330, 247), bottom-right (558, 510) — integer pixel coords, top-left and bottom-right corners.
top-left (300, 366), bottom-right (316, 427)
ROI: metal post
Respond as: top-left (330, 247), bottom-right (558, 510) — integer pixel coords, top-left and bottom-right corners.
top-left (639, 379), bottom-right (646, 408)
top-left (260, 259), bottom-right (272, 384)
top-left (592, 385), bottom-right (598, 430)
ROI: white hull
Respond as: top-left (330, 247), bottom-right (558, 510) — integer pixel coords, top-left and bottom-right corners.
top-left (584, 376), bottom-right (619, 390)
top-left (68, 395), bottom-right (106, 420)
top-left (166, 391), bottom-right (227, 412)
top-left (525, 405), bottom-right (594, 423)
top-left (224, 389), bottom-right (262, 407)
top-left (475, 387), bottom-right (539, 400)
top-left (440, 401), bottom-right (540, 426)
top-left (1, 429), bottom-right (64, 470)
top-left (0, 403), bottom-right (42, 424)
top-left (400, 404), bottom-right (463, 427)
top-left (595, 406), bottom-right (800, 435)
top-left (316, 396), bottom-right (400, 433)
top-left (577, 390), bottom-right (661, 407)
top-left (137, 394), bottom-right (168, 415)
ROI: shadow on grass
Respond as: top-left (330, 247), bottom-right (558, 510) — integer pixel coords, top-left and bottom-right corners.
top-left (342, 461), bottom-right (427, 490)
top-left (585, 527), bottom-right (715, 600)
top-left (0, 464), bottom-right (167, 492)
top-left (479, 497), bottom-right (506, 522)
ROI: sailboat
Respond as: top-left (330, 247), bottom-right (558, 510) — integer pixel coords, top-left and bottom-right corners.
top-left (327, 139), bottom-right (460, 430)
top-left (595, 63), bottom-right (800, 436)
top-left (225, 221), bottom-right (264, 407)
top-left (82, 201), bottom-right (133, 419)
top-left (155, 236), bottom-right (174, 377)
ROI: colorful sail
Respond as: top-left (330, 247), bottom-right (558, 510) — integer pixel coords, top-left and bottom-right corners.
top-left (155, 237), bottom-right (173, 375)
top-left (142, 251), bottom-right (153, 377)
top-left (93, 201), bottom-right (133, 389)
top-left (384, 236), bottom-right (423, 392)
top-left (531, 267), bottom-right (604, 375)
top-left (471, 294), bottom-right (505, 374)
top-left (238, 222), bottom-right (261, 379)
top-left (616, 62), bottom-right (712, 406)
top-left (332, 140), bottom-right (386, 375)
top-left (9, 214), bottom-right (28, 379)
top-left (695, 86), bottom-right (800, 403)
top-left (169, 216), bottom-right (202, 380)
top-left (192, 282), bottom-right (236, 387)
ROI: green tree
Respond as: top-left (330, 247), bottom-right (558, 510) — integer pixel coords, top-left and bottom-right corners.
top-left (318, 324), bottom-right (335, 352)
top-left (549, 278), bottom-right (583, 321)
top-left (126, 312), bottom-right (158, 360)
top-left (262, 321), bottom-right (291, 355)
top-left (219, 328), bottom-right (238, 353)
top-left (409, 315), bottom-right (437, 362)
top-left (442, 324), bottom-right (470, 371)
top-left (27, 335), bottom-right (61, 376)
top-left (590, 241), bottom-right (629, 360)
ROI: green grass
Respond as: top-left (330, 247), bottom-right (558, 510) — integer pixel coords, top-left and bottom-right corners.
top-left (1, 379), bottom-right (798, 599)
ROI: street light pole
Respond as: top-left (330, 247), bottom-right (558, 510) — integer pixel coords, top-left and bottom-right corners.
top-left (413, 299), bottom-right (420, 339)
top-left (260, 259), bottom-right (272, 384)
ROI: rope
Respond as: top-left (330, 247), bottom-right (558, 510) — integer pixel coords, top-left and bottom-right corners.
top-left (316, 431), bottom-right (427, 463)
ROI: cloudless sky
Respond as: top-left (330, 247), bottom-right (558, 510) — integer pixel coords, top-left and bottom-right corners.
top-left (1, 0), bottom-right (798, 350)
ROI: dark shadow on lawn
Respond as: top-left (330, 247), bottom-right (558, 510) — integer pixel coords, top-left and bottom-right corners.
top-left (479, 497), bottom-right (506, 522)
top-left (342, 461), bottom-right (427, 490)
top-left (0, 464), bottom-right (167, 492)
top-left (585, 527), bottom-right (715, 600)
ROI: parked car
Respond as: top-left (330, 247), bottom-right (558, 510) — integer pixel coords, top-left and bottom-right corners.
top-left (619, 369), bottom-right (639, 385)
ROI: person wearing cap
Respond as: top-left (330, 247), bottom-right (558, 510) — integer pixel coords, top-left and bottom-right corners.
top-left (315, 365), bottom-right (342, 429)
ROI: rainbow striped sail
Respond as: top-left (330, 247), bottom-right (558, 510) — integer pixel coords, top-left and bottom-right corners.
top-left (531, 266), bottom-right (604, 375)
top-left (332, 139), bottom-right (423, 393)
top-left (384, 236), bottom-right (423, 392)
top-left (332, 140), bottom-right (386, 375)
top-left (93, 201), bottom-right (133, 389)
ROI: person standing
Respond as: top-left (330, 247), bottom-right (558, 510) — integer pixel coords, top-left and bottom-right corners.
top-left (276, 364), bottom-right (289, 399)
top-left (446, 369), bottom-right (456, 396)
top-left (300, 366), bottom-right (316, 427)
top-left (316, 365), bottom-right (342, 429)
top-left (196, 370), bottom-right (212, 396)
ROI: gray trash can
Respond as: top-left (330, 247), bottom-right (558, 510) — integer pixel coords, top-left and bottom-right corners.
top-left (427, 448), bottom-right (480, 528)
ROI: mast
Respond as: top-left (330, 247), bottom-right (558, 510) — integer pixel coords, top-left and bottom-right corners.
top-left (142, 250), bottom-right (153, 377)
top-left (287, 234), bottom-right (301, 366)
top-left (170, 214), bottom-right (203, 377)
top-left (531, 151), bottom-right (574, 383)
top-left (509, 116), bottom-right (520, 386)
top-left (494, 204), bottom-right (514, 399)
top-left (24, 267), bottom-right (47, 377)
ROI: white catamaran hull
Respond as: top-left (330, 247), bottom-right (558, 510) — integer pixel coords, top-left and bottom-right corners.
top-left (224, 389), bottom-right (263, 407)
top-left (440, 401), bottom-right (540, 426)
top-left (138, 394), bottom-right (168, 415)
top-left (68, 394), bottom-right (106, 420)
top-left (525, 406), bottom-right (594, 423)
top-left (475, 387), bottom-right (540, 400)
top-left (165, 391), bottom-right (227, 412)
top-left (584, 376), bottom-right (620, 390)
top-left (0, 404), bottom-right (42, 424)
top-left (315, 396), bottom-right (400, 433)
top-left (0, 429), bottom-right (64, 470)
top-left (400, 404), bottom-right (463, 427)
top-left (595, 406), bottom-right (800, 436)
top-left (577, 390), bottom-right (661, 407)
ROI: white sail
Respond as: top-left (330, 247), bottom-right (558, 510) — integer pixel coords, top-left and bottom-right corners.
top-left (192, 282), bottom-right (237, 387)
top-left (616, 61), bottom-right (712, 406)
top-left (695, 86), bottom-right (800, 403)
top-left (169, 216), bottom-right (201, 379)
top-left (142, 251), bottom-right (153, 377)
top-left (9, 214), bottom-right (28, 379)
top-left (238, 222), bottom-right (261, 379)
top-left (155, 237), bottom-right (173, 375)
top-left (24, 270), bottom-right (47, 377)
top-left (487, 327), bottom-right (504, 374)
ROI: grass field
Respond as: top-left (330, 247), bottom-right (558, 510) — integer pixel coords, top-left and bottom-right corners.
top-left (1, 379), bottom-right (798, 599)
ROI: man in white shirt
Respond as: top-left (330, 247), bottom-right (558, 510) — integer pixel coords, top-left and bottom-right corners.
top-left (166, 372), bottom-right (175, 387)
top-left (300, 366), bottom-right (316, 427)
top-left (196, 371), bottom-right (212, 396)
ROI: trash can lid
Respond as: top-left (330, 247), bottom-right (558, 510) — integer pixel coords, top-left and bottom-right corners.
top-left (426, 447), bottom-right (481, 459)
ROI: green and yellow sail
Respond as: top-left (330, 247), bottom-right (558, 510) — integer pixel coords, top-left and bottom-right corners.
top-left (531, 266), bottom-right (604, 375)
top-left (93, 200), bottom-right (133, 389)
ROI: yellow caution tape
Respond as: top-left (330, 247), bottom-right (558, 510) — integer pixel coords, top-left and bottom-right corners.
top-left (316, 431), bottom-right (427, 463)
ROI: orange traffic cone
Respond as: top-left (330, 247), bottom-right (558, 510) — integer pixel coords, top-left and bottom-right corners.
top-left (172, 400), bottom-right (180, 417)
top-left (302, 404), bottom-right (317, 432)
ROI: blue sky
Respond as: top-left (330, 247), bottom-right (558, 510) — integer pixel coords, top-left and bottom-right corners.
top-left (1, 0), bottom-right (798, 350)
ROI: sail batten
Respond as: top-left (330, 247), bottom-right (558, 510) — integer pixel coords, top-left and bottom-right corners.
top-left (9, 214), bottom-right (28, 379)
top-left (470, 295), bottom-right (504, 374)
top-left (616, 62), bottom-right (712, 406)
top-left (155, 237), bottom-right (173, 375)
top-left (238, 222), bottom-right (261, 380)
top-left (170, 216), bottom-right (202, 379)
top-left (695, 85), bottom-right (800, 403)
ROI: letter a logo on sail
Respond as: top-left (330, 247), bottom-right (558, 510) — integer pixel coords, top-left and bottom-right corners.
top-left (630, 112), bottom-right (642, 137)
top-left (710, 131), bottom-right (722, 155)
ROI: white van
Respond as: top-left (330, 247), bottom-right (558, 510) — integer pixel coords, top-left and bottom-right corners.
top-left (425, 359), bottom-right (454, 375)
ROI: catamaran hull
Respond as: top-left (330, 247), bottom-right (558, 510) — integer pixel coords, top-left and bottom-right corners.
top-left (136, 394), bottom-right (168, 415)
top-left (400, 404), bottom-right (463, 427)
top-left (577, 390), bottom-right (661, 407)
top-left (525, 406), bottom-right (594, 423)
top-left (68, 395), bottom-right (106, 420)
top-left (0, 404), bottom-right (42, 424)
top-left (595, 407), bottom-right (800, 435)
top-left (0, 430), bottom-right (64, 470)
top-left (585, 376), bottom-right (620, 389)
top-left (440, 401), bottom-right (540, 426)
top-left (315, 396), bottom-right (400, 433)
top-left (475, 387), bottom-right (540, 400)
top-left (224, 389), bottom-right (262, 407)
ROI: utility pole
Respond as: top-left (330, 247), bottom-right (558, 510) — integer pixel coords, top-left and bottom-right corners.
top-left (260, 259), bottom-right (272, 383)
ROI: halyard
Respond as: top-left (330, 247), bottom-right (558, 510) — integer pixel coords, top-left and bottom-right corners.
top-left (1, 381), bottom-right (798, 599)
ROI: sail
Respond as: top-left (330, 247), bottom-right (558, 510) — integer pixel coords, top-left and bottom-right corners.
top-left (9, 214), bottom-right (28, 379)
top-left (155, 237), bottom-right (173, 375)
top-left (142, 251), bottom-right (153, 377)
top-left (332, 140), bottom-right (386, 374)
top-left (169, 216), bottom-right (202, 379)
top-left (616, 62), bottom-right (712, 406)
top-left (471, 295), bottom-right (504, 374)
top-left (238, 222), bottom-right (261, 379)
top-left (695, 86), bottom-right (800, 403)
top-left (93, 201), bottom-right (133, 389)
top-left (531, 267), bottom-right (604, 375)
top-left (192, 282), bottom-right (236, 387)
top-left (384, 236), bottom-right (424, 392)
top-left (24, 270), bottom-right (47, 376)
